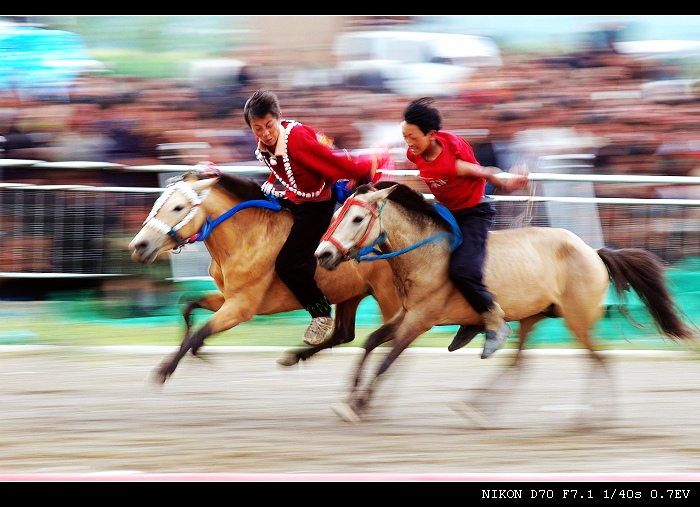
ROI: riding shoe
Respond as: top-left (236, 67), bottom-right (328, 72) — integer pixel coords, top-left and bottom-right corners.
top-left (481, 322), bottom-right (513, 359)
top-left (447, 325), bottom-right (484, 352)
top-left (480, 302), bottom-right (511, 359)
top-left (303, 316), bottom-right (333, 346)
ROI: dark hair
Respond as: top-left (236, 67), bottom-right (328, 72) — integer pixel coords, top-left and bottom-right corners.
top-left (402, 97), bottom-right (442, 135)
top-left (243, 89), bottom-right (281, 127)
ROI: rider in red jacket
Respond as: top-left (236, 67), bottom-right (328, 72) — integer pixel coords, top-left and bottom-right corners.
top-left (245, 89), bottom-right (391, 346)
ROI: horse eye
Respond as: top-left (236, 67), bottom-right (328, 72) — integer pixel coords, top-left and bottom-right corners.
top-left (173, 205), bottom-right (184, 213)
top-left (352, 216), bottom-right (363, 224)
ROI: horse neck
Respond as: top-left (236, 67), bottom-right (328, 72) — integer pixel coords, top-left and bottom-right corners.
top-left (200, 188), bottom-right (289, 265)
top-left (380, 202), bottom-right (448, 265)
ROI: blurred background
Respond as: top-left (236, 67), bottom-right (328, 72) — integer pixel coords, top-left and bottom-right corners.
top-left (2, 15), bottom-right (700, 347)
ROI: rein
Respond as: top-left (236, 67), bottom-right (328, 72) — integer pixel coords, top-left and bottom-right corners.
top-left (194, 196), bottom-right (282, 242)
top-left (324, 195), bottom-right (463, 263)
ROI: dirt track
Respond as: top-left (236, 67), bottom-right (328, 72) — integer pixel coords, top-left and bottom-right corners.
top-left (1, 346), bottom-right (700, 478)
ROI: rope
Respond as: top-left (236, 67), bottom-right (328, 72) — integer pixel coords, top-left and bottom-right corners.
top-left (194, 196), bottom-right (282, 242)
top-left (354, 202), bottom-right (463, 262)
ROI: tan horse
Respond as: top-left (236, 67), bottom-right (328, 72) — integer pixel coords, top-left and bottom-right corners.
top-left (129, 169), bottom-right (400, 383)
top-left (315, 181), bottom-right (695, 423)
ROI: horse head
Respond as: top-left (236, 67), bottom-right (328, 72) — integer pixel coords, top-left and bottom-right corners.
top-left (315, 183), bottom-right (397, 271)
top-left (129, 171), bottom-right (219, 264)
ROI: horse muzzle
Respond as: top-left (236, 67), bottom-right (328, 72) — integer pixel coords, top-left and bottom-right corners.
top-left (129, 235), bottom-right (162, 265)
top-left (315, 242), bottom-right (345, 271)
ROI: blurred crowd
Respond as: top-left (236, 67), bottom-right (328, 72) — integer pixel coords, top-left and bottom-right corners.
top-left (2, 41), bottom-right (700, 202)
top-left (3, 32), bottom-right (700, 293)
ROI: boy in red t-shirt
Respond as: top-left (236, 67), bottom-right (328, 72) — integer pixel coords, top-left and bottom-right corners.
top-left (401, 97), bottom-right (529, 358)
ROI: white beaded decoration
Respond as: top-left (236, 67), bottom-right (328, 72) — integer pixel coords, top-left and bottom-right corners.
top-left (256, 120), bottom-right (325, 199)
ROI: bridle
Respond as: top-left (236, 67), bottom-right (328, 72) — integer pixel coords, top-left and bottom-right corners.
top-left (322, 196), bottom-right (385, 259)
top-left (142, 180), bottom-right (207, 253)
top-left (321, 192), bottom-right (463, 263)
top-left (142, 176), bottom-right (283, 254)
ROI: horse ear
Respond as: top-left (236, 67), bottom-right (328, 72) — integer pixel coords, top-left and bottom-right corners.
top-left (194, 161), bottom-right (222, 177)
top-left (180, 171), bottom-right (199, 183)
top-left (367, 185), bottom-right (398, 204)
top-left (191, 175), bottom-right (219, 192)
top-left (165, 174), bottom-right (183, 185)
top-left (368, 184), bottom-right (398, 203)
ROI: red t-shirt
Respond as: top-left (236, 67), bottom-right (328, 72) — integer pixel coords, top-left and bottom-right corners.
top-left (406, 131), bottom-right (485, 210)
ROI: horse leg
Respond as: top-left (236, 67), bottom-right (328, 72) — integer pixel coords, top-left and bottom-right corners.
top-left (155, 299), bottom-right (252, 384)
top-left (181, 300), bottom-right (198, 339)
top-left (455, 314), bottom-right (546, 428)
top-left (332, 312), bottom-right (404, 424)
top-left (339, 312), bottom-right (430, 422)
top-left (182, 294), bottom-right (224, 356)
top-left (156, 321), bottom-right (216, 384)
top-left (350, 317), bottom-right (400, 392)
top-left (352, 319), bottom-right (431, 417)
top-left (150, 294), bottom-right (225, 384)
top-left (563, 310), bottom-right (617, 428)
top-left (277, 295), bottom-right (366, 367)
top-left (510, 314), bottom-right (546, 368)
top-left (580, 348), bottom-right (615, 428)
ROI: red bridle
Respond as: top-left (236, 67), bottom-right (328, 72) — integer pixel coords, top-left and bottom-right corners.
top-left (322, 197), bottom-right (379, 257)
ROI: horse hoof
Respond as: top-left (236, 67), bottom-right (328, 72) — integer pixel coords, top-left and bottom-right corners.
top-left (332, 402), bottom-right (361, 425)
top-left (193, 352), bottom-right (212, 363)
top-left (277, 352), bottom-right (299, 367)
top-left (152, 367), bottom-right (171, 385)
top-left (449, 401), bottom-right (490, 429)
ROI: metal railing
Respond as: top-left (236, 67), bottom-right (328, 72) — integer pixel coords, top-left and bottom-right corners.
top-left (1, 165), bottom-right (700, 280)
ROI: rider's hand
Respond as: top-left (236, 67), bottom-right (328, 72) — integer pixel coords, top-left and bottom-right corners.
top-left (368, 148), bottom-right (394, 182)
top-left (373, 148), bottom-right (393, 170)
top-left (494, 164), bottom-right (530, 193)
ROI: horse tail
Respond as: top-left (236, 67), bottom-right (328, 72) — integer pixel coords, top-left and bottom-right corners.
top-left (597, 247), bottom-right (695, 341)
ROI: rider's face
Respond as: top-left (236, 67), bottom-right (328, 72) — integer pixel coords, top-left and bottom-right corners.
top-left (249, 113), bottom-right (281, 149)
top-left (401, 121), bottom-right (434, 158)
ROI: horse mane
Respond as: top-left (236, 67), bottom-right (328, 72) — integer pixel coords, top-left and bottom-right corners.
top-left (183, 170), bottom-right (268, 202)
top-left (216, 172), bottom-right (268, 201)
top-left (358, 181), bottom-right (450, 231)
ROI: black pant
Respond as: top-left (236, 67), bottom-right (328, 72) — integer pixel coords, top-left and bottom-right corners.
top-left (448, 201), bottom-right (496, 314)
top-left (276, 196), bottom-right (336, 318)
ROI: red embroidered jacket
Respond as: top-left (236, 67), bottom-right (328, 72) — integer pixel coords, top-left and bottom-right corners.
top-left (257, 120), bottom-right (380, 204)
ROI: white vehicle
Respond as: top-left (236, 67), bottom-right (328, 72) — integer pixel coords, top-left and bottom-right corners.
top-left (332, 30), bottom-right (503, 96)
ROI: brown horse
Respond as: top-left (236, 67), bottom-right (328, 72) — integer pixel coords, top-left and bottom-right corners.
top-left (129, 168), bottom-right (400, 383)
top-left (315, 181), bottom-right (696, 423)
